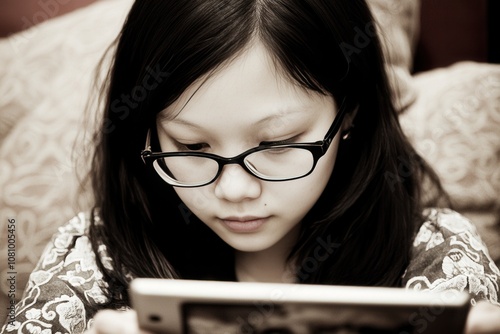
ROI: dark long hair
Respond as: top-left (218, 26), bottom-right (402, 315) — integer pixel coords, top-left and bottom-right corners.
top-left (88, 0), bottom-right (447, 308)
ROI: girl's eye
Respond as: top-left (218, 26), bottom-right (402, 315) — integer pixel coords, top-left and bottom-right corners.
top-left (177, 142), bottom-right (209, 151)
top-left (263, 147), bottom-right (293, 155)
top-left (260, 135), bottom-right (300, 147)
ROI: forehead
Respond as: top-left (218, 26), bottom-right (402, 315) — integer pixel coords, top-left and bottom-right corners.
top-left (158, 41), bottom-right (332, 126)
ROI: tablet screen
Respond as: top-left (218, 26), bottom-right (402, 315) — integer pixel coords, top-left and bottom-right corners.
top-left (183, 302), bottom-right (415, 334)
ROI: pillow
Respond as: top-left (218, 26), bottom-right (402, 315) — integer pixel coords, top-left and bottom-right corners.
top-left (0, 0), bottom-right (133, 322)
top-left (400, 61), bottom-right (500, 210)
top-left (367, 0), bottom-right (421, 112)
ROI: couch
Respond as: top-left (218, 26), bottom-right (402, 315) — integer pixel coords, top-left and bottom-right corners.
top-left (1, 0), bottom-right (499, 325)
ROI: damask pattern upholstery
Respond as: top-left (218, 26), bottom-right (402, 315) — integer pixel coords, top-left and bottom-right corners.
top-left (400, 62), bottom-right (500, 210)
top-left (0, 0), bottom-right (132, 323)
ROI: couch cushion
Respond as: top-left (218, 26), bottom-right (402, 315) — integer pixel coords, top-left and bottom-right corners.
top-left (400, 61), bottom-right (500, 210)
top-left (0, 0), bottom-right (133, 323)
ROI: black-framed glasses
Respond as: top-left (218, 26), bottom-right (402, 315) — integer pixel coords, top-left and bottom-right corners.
top-left (141, 98), bottom-right (349, 187)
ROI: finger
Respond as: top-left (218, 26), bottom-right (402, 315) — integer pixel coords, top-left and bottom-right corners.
top-left (465, 301), bottom-right (500, 334)
top-left (91, 309), bottom-right (153, 334)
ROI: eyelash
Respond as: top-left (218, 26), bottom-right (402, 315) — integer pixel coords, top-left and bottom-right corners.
top-left (175, 142), bottom-right (209, 151)
top-left (260, 135), bottom-right (301, 146)
top-left (174, 135), bottom-right (301, 152)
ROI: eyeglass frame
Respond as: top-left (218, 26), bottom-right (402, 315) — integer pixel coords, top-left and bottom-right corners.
top-left (141, 97), bottom-right (349, 187)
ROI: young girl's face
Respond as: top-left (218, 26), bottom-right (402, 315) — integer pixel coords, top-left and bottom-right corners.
top-left (157, 42), bottom-right (342, 254)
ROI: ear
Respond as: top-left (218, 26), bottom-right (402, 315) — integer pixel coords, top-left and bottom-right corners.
top-left (341, 104), bottom-right (359, 132)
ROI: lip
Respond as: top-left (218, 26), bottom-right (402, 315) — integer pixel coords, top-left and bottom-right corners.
top-left (219, 216), bottom-right (268, 233)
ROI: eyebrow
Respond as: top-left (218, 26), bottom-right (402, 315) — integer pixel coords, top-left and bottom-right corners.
top-left (163, 117), bottom-right (202, 128)
top-left (162, 108), bottom-right (306, 128)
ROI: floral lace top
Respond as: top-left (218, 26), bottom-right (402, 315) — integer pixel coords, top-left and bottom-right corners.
top-left (2, 208), bottom-right (499, 333)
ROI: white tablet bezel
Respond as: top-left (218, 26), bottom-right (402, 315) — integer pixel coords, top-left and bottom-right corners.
top-left (130, 278), bottom-right (470, 334)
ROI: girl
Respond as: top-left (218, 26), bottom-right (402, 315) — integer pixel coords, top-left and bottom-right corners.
top-left (3, 0), bottom-right (500, 333)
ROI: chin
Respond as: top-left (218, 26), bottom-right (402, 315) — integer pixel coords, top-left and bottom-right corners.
top-left (221, 235), bottom-right (278, 253)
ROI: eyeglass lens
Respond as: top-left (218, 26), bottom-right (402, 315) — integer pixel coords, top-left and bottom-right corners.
top-left (153, 147), bottom-right (315, 186)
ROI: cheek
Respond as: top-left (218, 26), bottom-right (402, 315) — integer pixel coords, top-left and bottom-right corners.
top-left (173, 187), bottom-right (213, 216)
top-left (300, 140), bottom-right (339, 197)
top-left (271, 142), bottom-right (339, 211)
top-left (311, 138), bottom-right (339, 186)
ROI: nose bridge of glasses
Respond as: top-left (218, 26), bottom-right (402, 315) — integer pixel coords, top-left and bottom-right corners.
top-left (216, 159), bottom-right (259, 187)
top-left (214, 149), bottom-right (258, 178)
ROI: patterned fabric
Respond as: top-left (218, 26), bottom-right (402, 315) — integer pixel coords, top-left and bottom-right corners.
top-left (403, 208), bottom-right (500, 305)
top-left (0, 213), bottom-right (112, 334)
top-left (0, 0), bottom-right (133, 320)
top-left (1, 208), bottom-right (499, 333)
top-left (399, 62), bottom-right (500, 210)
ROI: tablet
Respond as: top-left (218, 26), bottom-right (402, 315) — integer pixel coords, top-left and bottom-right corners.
top-left (129, 278), bottom-right (470, 334)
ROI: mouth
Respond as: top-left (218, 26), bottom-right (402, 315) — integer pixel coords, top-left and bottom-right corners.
top-left (219, 216), bottom-right (268, 233)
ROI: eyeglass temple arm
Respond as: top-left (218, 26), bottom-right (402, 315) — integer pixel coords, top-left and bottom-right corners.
top-left (323, 97), bottom-right (349, 146)
top-left (141, 130), bottom-right (152, 163)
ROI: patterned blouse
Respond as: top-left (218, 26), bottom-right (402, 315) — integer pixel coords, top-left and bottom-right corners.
top-left (2, 208), bottom-right (499, 334)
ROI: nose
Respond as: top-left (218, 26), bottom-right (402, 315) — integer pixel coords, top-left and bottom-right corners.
top-left (214, 164), bottom-right (262, 202)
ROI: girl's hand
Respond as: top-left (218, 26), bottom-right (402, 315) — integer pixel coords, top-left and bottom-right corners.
top-left (465, 301), bottom-right (500, 334)
top-left (84, 309), bottom-right (153, 334)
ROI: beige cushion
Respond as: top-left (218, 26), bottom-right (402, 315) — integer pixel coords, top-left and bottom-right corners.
top-left (368, 0), bottom-right (421, 112)
top-left (400, 61), bottom-right (500, 210)
top-left (0, 0), bottom-right (133, 321)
